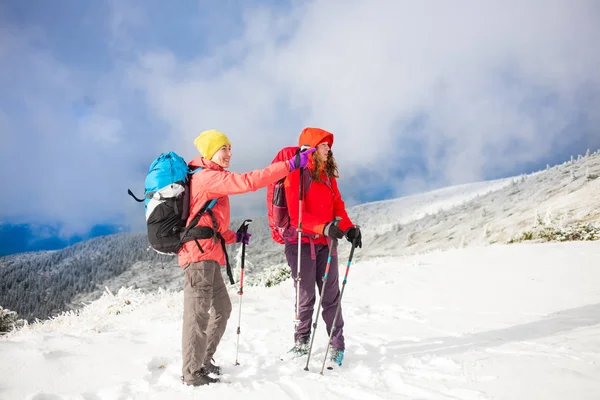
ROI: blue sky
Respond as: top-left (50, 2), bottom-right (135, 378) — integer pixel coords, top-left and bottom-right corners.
top-left (1, 0), bottom-right (599, 255)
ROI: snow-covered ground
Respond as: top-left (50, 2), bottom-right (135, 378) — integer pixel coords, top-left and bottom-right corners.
top-left (2, 241), bottom-right (599, 400)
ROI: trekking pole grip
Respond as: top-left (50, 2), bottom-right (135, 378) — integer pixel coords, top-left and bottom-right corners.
top-left (238, 219), bottom-right (252, 294)
top-left (351, 223), bottom-right (360, 251)
top-left (332, 216), bottom-right (341, 242)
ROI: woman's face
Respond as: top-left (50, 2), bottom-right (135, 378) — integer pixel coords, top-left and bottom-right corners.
top-left (316, 142), bottom-right (330, 162)
top-left (211, 144), bottom-right (232, 168)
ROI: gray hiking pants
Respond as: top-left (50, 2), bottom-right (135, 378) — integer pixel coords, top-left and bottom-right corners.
top-left (284, 240), bottom-right (345, 350)
top-left (181, 260), bottom-right (232, 383)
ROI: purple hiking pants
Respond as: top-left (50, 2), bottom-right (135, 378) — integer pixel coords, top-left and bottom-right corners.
top-left (284, 240), bottom-right (345, 351)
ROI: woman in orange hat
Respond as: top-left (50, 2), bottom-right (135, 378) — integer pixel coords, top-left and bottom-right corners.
top-left (283, 127), bottom-right (362, 367)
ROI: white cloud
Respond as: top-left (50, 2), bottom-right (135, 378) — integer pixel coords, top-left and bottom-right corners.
top-left (106, 0), bottom-right (145, 55)
top-left (2, 0), bottom-right (600, 236)
top-left (126, 0), bottom-right (600, 219)
top-left (0, 15), bottom-right (147, 234)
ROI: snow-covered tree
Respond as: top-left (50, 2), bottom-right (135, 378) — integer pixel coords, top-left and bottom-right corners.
top-left (0, 306), bottom-right (25, 334)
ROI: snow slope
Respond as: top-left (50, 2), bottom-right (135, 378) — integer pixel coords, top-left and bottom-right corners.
top-left (354, 152), bottom-right (600, 259)
top-left (2, 241), bottom-right (599, 400)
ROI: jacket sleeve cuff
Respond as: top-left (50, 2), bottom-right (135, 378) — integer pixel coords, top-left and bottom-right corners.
top-left (223, 229), bottom-right (237, 245)
top-left (338, 219), bottom-right (353, 232)
top-left (311, 223), bottom-right (325, 235)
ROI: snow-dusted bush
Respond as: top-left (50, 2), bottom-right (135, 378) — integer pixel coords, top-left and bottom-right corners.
top-left (508, 222), bottom-right (600, 243)
top-left (0, 306), bottom-right (26, 334)
top-left (250, 264), bottom-right (291, 288)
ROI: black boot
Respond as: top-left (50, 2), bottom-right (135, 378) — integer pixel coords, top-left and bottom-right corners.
top-left (201, 361), bottom-right (222, 375)
top-left (185, 370), bottom-right (220, 386)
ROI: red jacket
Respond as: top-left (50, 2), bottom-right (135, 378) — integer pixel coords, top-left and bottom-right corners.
top-left (178, 156), bottom-right (290, 267)
top-left (284, 165), bottom-right (353, 245)
top-left (284, 127), bottom-right (353, 245)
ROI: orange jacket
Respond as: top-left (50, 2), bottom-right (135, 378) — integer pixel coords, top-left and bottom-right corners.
top-left (178, 156), bottom-right (290, 267)
top-left (284, 127), bottom-right (353, 245)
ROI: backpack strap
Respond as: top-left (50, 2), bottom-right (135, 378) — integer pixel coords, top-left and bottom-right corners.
top-left (204, 207), bottom-right (235, 285)
top-left (178, 167), bottom-right (235, 284)
top-left (178, 199), bottom-right (235, 285)
top-left (179, 198), bottom-right (217, 245)
top-left (303, 169), bottom-right (312, 194)
top-left (127, 189), bottom-right (145, 203)
top-left (218, 232), bottom-right (235, 285)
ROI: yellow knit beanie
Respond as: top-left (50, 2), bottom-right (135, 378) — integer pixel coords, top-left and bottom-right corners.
top-left (193, 129), bottom-right (231, 160)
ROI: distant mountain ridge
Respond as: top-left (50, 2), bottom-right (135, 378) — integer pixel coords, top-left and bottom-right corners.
top-left (0, 223), bottom-right (127, 257)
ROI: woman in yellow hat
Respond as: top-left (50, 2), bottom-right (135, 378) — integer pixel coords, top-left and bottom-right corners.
top-left (179, 129), bottom-right (314, 386)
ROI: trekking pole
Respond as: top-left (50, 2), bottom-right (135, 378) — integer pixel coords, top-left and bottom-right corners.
top-left (295, 145), bottom-right (310, 327)
top-left (319, 225), bottom-right (360, 375)
top-left (304, 217), bottom-right (341, 371)
top-left (234, 219), bottom-right (252, 366)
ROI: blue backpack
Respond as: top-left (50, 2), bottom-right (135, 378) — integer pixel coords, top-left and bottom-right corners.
top-left (128, 152), bottom-right (216, 255)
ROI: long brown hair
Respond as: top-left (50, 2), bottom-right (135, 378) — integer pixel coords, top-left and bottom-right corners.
top-left (310, 151), bottom-right (339, 181)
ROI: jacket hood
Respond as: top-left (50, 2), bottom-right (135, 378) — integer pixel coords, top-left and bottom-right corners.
top-left (298, 127), bottom-right (334, 149)
top-left (188, 156), bottom-right (223, 171)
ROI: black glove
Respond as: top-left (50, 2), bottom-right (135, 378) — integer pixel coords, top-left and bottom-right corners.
top-left (345, 226), bottom-right (362, 248)
top-left (323, 221), bottom-right (345, 239)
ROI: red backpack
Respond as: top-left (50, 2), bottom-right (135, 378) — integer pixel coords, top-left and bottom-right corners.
top-left (266, 147), bottom-right (312, 243)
